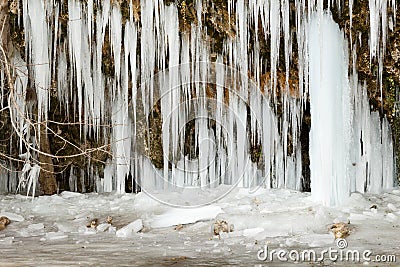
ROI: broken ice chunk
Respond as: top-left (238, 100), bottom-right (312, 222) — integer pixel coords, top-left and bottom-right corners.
top-left (387, 203), bottom-right (397, 211)
top-left (45, 232), bottom-right (68, 240)
top-left (386, 213), bottom-right (398, 221)
top-left (0, 237), bottom-right (14, 245)
top-left (116, 219), bottom-right (143, 237)
top-left (0, 212), bottom-right (24, 222)
top-left (28, 223), bottom-right (44, 231)
top-left (96, 223), bottom-right (110, 232)
top-left (242, 227), bottom-right (264, 237)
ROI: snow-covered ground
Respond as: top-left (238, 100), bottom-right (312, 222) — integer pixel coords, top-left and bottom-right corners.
top-left (0, 186), bottom-right (399, 266)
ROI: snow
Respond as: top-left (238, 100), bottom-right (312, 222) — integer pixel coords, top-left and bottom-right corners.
top-left (0, 187), bottom-right (399, 265)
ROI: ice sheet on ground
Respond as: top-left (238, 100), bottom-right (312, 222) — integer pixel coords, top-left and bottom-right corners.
top-left (150, 206), bottom-right (223, 228)
top-left (0, 187), bottom-right (399, 264)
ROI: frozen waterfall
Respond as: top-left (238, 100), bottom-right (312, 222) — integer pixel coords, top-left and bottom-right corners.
top-left (308, 12), bottom-right (352, 206)
top-left (309, 12), bottom-right (394, 206)
top-left (0, 0), bottom-right (396, 206)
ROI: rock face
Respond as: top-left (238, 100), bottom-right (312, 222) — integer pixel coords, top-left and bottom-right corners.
top-left (0, 0), bottom-right (398, 193)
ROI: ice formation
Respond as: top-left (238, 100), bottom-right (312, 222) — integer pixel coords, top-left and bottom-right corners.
top-left (308, 13), bottom-right (352, 206)
top-left (0, 0), bottom-right (396, 206)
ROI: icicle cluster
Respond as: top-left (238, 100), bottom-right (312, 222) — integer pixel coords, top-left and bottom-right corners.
top-left (0, 0), bottom-right (396, 206)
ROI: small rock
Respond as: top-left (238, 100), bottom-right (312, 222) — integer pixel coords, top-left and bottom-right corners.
top-left (0, 217), bottom-right (10, 226)
top-left (330, 222), bottom-right (351, 239)
top-left (0, 217), bottom-right (10, 231)
top-left (106, 216), bottom-right (113, 225)
top-left (213, 220), bottom-right (233, 236)
top-left (370, 204), bottom-right (377, 209)
top-left (87, 218), bottom-right (98, 229)
top-left (253, 198), bottom-right (262, 206)
top-left (9, 0), bottom-right (19, 15)
top-left (174, 224), bottom-right (183, 231)
top-left (168, 256), bottom-right (187, 261)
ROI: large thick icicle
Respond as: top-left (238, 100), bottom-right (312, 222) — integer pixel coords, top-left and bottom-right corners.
top-left (309, 12), bottom-right (394, 205)
top-left (309, 12), bottom-right (352, 206)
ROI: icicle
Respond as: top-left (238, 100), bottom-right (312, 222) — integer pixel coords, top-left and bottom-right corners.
top-left (110, 5), bottom-right (122, 87)
top-left (87, 0), bottom-right (93, 52)
top-left (103, 160), bottom-right (114, 192)
top-left (68, 0), bottom-right (83, 130)
top-left (69, 165), bottom-right (77, 192)
top-left (80, 168), bottom-right (86, 193)
top-left (165, 4), bottom-right (180, 187)
top-left (269, 0), bottom-right (281, 99)
top-left (57, 51), bottom-right (69, 114)
top-left (93, 0), bottom-right (110, 138)
top-left (8, 0), bottom-right (395, 198)
top-left (12, 52), bottom-right (28, 155)
top-left (112, 79), bottom-right (131, 193)
top-left (382, 117), bottom-right (394, 190)
top-left (140, 0), bottom-right (156, 120)
top-left (236, 0), bottom-right (248, 97)
top-left (215, 57), bottom-right (225, 186)
top-left (52, 3), bottom-right (59, 79)
top-left (281, 0), bottom-right (291, 89)
top-left (23, 0), bottom-right (51, 123)
top-left (308, 12), bottom-right (351, 206)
